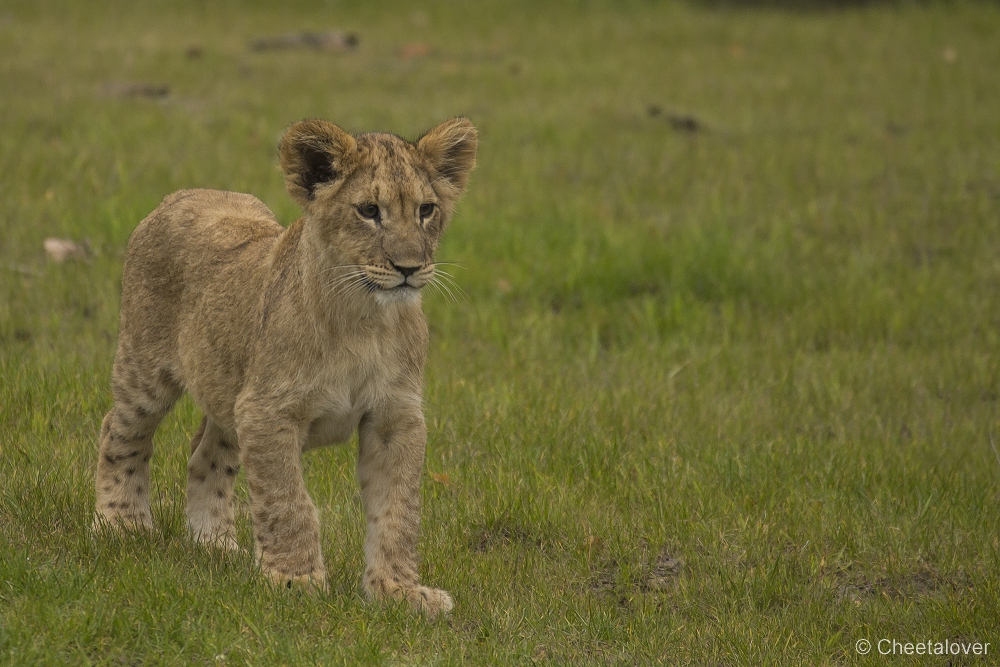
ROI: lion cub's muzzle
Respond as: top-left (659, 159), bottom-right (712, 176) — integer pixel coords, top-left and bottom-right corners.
top-left (365, 262), bottom-right (435, 292)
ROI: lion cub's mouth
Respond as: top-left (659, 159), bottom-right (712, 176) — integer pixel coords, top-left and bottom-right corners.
top-left (370, 281), bottom-right (419, 292)
top-left (369, 281), bottom-right (422, 305)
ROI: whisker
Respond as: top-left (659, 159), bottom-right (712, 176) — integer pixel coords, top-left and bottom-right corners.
top-left (429, 274), bottom-right (463, 304)
top-left (323, 271), bottom-right (366, 294)
top-left (440, 281), bottom-right (462, 304)
top-left (348, 275), bottom-right (373, 295)
top-left (322, 270), bottom-right (368, 300)
top-left (339, 278), bottom-right (367, 301)
top-left (319, 263), bottom-right (368, 276)
top-left (320, 272), bottom-right (367, 297)
top-left (323, 268), bottom-right (365, 283)
top-left (432, 271), bottom-right (461, 290)
top-left (433, 268), bottom-right (461, 284)
top-left (348, 279), bottom-right (374, 302)
top-left (433, 272), bottom-right (469, 303)
top-left (427, 278), bottom-right (454, 304)
top-left (433, 268), bottom-right (459, 280)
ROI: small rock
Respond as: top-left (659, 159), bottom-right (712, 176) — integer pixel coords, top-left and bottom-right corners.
top-left (44, 238), bottom-right (87, 263)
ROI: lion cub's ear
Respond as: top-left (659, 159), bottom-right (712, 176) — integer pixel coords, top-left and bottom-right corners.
top-left (416, 117), bottom-right (478, 196)
top-left (280, 119), bottom-right (358, 208)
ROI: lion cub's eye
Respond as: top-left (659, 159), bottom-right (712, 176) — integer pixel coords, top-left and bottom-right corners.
top-left (419, 203), bottom-right (436, 219)
top-left (357, 203), bottom-right (380, 220)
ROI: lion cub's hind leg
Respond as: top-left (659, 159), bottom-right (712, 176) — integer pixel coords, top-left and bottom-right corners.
top-left (186, 416), bottom-right (240, 551)
top-left (95, 364), bottom-right (182, 531)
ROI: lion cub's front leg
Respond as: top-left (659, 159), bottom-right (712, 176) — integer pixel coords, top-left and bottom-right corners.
top-left (358, 405), bottom-right (452, 617)
top-left (236, 399), bottom-right (326, 589)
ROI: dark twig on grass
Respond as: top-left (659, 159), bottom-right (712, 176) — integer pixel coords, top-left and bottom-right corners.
top-left (101, 82), bottom-right (170, 99)
top-left (249, 31), bottom-right (359, 53)
top-left (647, 104), bottom-right (703, 132)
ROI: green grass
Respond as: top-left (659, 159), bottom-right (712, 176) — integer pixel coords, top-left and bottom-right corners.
top-left (2, 0), bottom-right (999, 664)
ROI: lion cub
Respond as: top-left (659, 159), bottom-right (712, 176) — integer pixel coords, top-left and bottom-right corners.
top-left (94, 117), bottom-right (477, 616)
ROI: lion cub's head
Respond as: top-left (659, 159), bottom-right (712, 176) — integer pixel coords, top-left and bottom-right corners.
top-left (279, 117), bottom-right (477, 304)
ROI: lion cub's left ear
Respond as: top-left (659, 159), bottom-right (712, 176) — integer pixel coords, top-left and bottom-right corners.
top-left (417, 117), bottom-right (478, 197)
top-left (280, 119), bottom-right (358, 208)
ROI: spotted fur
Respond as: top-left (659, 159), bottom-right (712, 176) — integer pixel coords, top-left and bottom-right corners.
top-left (94, 117), bottom-right (477, 616)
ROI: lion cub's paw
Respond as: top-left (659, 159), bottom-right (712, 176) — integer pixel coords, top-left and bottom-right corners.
top-left (191, 530), bottom-right (239, 553)
top-left (408, 585), bottom-right (454, 617)
top-left (368, 579), bottom-right (454, 617)
top-left (92, 507), bottom-right (154, 532)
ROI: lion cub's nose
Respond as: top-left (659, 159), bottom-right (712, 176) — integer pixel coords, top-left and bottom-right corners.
top-left (390, 262), bottom-right (421, 278)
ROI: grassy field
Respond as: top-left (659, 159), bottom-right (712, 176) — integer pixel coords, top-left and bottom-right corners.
top-left (2, 0), bottom-right (999, 664)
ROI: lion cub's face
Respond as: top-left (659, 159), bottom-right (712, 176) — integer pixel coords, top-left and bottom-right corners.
top-left (279, 118), bottom-right (477, 304)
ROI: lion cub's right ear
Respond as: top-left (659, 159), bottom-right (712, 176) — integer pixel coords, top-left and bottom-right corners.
top-left (279, 119), bottom-right (358, 208)
top-left (417, 117), bottom-right (478, 198)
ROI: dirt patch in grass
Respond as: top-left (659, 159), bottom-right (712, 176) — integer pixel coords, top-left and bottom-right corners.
top-left (835, 566), bottom-right (973, 603)
top-left (469, 519), bottom-right (551, 553)
top-left (644, 549), bottom-right (683, 591)
top-left (590, 546), bottom-right (684, 597)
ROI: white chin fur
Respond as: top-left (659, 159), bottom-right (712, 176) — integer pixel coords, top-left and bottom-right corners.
top-left (373, 287), bottom-right (421, 305)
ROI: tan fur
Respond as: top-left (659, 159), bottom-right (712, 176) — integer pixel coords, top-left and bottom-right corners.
top-left (94, 118), bottom-right (478, 616)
